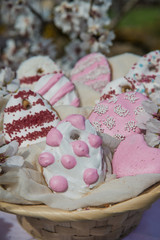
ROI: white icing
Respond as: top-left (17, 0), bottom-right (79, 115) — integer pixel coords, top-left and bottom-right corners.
top-left (42, 119), bottom-right (106, 199)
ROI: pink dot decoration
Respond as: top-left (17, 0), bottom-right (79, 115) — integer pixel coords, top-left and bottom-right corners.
top-left (49, 175), bottom-right (68, 192)
top-left (61, 155), bottom-right (77, 169)
top-left (46, 127), bottom-right (63, 147)
top-left (72, 140), bottom-right (89, 157)
top-left (65, 114), bottom-right (85, 130)
top-left (83, 168), bottom-right (99, 185)
top-left (88, 134), bottom-right (102, 148)
top-left (38, 152), bottom-right (55, 167)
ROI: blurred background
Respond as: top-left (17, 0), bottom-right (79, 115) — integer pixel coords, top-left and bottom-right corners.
top-left (0, 0), bottom-right (160, 71)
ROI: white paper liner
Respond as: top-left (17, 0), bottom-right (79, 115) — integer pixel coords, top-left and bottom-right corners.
top-left (0, 129), bottom-right (160, 210)
top-left (0, 165), bottom-right (160, 210)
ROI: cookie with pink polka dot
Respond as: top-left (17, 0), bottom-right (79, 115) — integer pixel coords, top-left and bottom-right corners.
top-left (89, 92), bottom-right (148, 141)
top-left (70, 53), bottom-right (111, 93)
top-left (38, 114), bottom-right (106, 198)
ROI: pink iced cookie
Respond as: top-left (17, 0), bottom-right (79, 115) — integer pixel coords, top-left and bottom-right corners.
top-left (17, 56), bottom-right (60, 90)
top-left (112, 134), bottom-right (160, 178)
top-left (34, 73), bottom-right (80, 107)
top-left (38, 114), bottom-right (106, 198)
top-left (89, 92), bottom-right (148, 141)
top-left (3, 89), bottom-right (60, 147)
top-left (70, 53), bottom-right (111, 93)
top-left (126, 50), bottom-right (160, 97)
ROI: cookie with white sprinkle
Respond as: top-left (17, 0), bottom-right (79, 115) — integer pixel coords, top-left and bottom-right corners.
top-left (89, 92), bottom-right (148, 140)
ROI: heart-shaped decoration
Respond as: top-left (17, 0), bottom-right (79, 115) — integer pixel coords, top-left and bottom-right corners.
top-left (3, 89), bottom-right (60, 147)
top-left (112, 134), bottom-right (160, 178)
top-left (70, 53), bottom-right (111, 93)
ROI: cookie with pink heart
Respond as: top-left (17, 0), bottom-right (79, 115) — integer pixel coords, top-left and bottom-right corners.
top-left (3, 89), bottom-right (60, 147)
top-left (89, 92), bottom-right (148, 141)
top-left (112, 134), bottom-right (160, 178)
top-left (34, 73), bottom-right (80, 107)
top-left (38, 114), bottom-right (106, 198)
top-left (70, 53), bottom-right (111, 93)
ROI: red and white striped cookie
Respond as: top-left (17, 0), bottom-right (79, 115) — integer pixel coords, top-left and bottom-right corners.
top-left (34, 73), bottom-right (80, 107)
top-left (70, 53), bottom-right (111, 93)
top-left (3, 89), bottom-right (60, 147)
top-left (17, 56), bottom-right (60, 90)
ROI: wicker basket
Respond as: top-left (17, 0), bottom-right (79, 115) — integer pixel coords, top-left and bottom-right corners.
top-left (0, 183), bottom-right (160, 240)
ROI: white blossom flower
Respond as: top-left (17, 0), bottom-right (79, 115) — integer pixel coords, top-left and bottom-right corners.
top-left (0, 141), bottom-right (24, 168)
top-left (136, 99), bottom-right (160, 148)
top-left (145, 119), bottom-right (160, 148)
top-left (0, 67), bottom-right (19, 97)
top-left (14, 13), bottom-right (40, 36)
top-left (81, 29), bottom-right (115, 53)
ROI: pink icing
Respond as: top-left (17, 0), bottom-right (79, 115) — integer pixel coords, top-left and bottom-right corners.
top-left (71, 53), bottom-right (111, 92)
top-left (38, 152), bottom-right (55, 167)
top-left (89, 92), bottom-right (148, 139)
top-left (49, 175), bottom-right (68, 192)
top-left (37, 73), bottom-right (63, 96)
top-left (61, 155), bottom-right (77, 169)
top-left (50, 82), bottom-right (74, 105)
top-left (46, 128), bottom-right (63, 146)
top-left (88, 134), bottom-right (102, 148)
top-left (72, 140), bottom-right (89, 157)
top-left (112, 134), bottom-right (160, 178)
top-left (65, 114), bottom-right (85, 130)
top-left (70, 97), bottom-right (80, 107)
top-left (83, 168), bottom-right (99, 185)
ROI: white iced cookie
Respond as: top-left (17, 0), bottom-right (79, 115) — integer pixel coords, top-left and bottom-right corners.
top-left (38, 114), bottom-right (106, 199)
top-left (17, 55), bottom-right (60, 90)
top-left (100, 77), bottom-right (146, 101)
top-left (3, 89), bottom-right (60, 147)
top-left (126, 50), bottom-right (160, 97)
top-left (34, 73), bottom-right (80, 107)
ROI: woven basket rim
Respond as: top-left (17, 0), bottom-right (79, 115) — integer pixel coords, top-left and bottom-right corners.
top-left (0, 182), bottom-right (160, 222)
